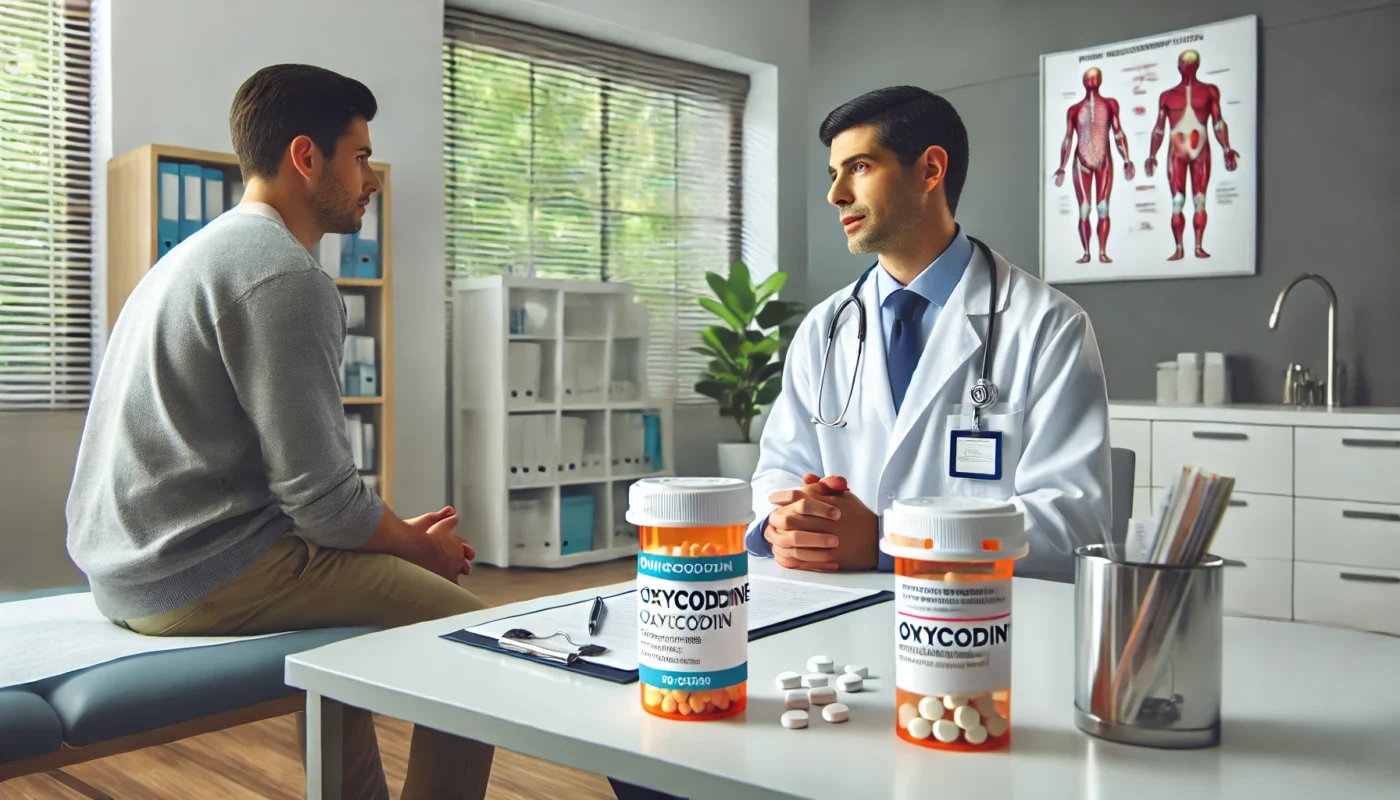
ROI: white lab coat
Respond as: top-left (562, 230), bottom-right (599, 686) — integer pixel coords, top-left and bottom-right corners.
top-left (751, 244), bottom-right (1112, 578)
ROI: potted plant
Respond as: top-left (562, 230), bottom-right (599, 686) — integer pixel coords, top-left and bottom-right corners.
top-left (693, 261), bottom-right (805, 480)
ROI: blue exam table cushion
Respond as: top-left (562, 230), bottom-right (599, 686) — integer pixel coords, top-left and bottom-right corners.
top-left (0, 689), bottom-right (63, 762)
top-left (27, 626), bottom-right (375, 748)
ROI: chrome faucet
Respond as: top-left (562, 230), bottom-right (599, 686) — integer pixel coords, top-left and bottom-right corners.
top-left (1268, 273), bottom-right (1340, 407)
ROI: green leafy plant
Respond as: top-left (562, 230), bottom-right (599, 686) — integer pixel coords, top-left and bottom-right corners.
top-left (693, 261), bottom-right (806, 443)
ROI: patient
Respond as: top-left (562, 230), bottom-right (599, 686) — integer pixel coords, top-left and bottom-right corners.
top-left (66, 64), bottom-right (494, 800)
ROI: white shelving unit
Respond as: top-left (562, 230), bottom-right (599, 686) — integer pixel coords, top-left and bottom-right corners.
top-left (451, 276), bottom-right (674, 568)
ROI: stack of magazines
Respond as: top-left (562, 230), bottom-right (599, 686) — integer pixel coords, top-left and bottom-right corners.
top-left (1127, 466), bottom-right (1236, 565)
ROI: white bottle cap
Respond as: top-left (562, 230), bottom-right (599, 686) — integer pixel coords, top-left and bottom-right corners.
top-left (625, 477), bottom-right (755, 527)
top-left (1177, 352), bottom-right (1200, 365)
top-left (878, 497), bottom-right (1027, 562)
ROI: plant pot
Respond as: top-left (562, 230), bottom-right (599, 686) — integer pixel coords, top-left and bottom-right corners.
top-left (716, 442), bottom-right (761, 482)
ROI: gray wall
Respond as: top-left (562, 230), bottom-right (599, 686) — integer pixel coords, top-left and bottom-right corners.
top-left (808, 0), bottom-right (1400, 406)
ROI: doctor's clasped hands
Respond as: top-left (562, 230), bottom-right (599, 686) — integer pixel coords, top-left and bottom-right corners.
top-left (763, 474), bottom-right (879, 572)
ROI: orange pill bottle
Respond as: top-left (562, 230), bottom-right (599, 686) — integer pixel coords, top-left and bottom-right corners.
top-left (879, 498), bottom-right (1027, 751)
top-left (627, 477), bottom-right (754, 721)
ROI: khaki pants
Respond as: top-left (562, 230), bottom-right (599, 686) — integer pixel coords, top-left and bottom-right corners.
top-left (116, 535), bottom-right (495, 800)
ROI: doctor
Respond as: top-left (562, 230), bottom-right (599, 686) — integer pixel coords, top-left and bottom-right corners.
top-left (747, 86), bottom-right (1112, 578)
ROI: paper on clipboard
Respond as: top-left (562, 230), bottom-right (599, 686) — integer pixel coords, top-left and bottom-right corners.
top-left (462, 575), bottom-right (887, 672)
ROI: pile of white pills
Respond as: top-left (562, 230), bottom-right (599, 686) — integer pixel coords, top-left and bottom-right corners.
top-left (774, 656), bottom-right (871, 729)
top-left (897, 692), bottom-right (1006, 745)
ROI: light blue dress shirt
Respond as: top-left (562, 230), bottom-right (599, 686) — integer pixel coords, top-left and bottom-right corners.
top-left (873, 225), bottom-right (973, 378)
top-left (745, 226), bottom-right (974, 561)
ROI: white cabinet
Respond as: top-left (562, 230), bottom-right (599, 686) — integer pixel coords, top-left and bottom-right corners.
top-left (1110, 401), bottom-right (1400, 636)
top-left (1150, 421), bottom-right (1293, 495)
top-left (1295, 427), bottom-right (1400, 503)
top-left (1221, 557), bottom-right (1293, 621)
top-left (1295, 498), bottom-right (1400, 571)
top-left (1293, 561), bottom-right (1400, 637)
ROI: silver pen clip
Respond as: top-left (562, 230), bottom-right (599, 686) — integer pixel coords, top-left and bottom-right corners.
top-left (498, 635), bottom-right (580, 664)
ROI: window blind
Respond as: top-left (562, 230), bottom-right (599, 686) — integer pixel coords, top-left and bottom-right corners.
top-left (443, 9), bottom-right (747, 403)
top-left (0, 0), bottom-right (92, 409)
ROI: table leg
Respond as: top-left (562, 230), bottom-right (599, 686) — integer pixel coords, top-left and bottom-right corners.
top-left (306, 692), bottom-right (343, 800)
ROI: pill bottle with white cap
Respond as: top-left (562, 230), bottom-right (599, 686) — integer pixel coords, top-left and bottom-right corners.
top-left (880, 497), bottom-right (1027, 751)
top-left (626, 477), bottom-right (755, 720)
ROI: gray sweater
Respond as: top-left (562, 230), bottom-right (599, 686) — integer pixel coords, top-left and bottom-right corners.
top-left (67, 208), bottom-right (384, 620)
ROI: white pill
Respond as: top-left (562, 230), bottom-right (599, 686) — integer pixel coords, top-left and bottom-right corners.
top-left (781, 709), bottom-right (809, 730)
top-left (918, 696), bottom-right (945, 721)
top-left (985, 715), bottom-right (1008, 737)
top-left (954, 705), bottom-right (981, 730)
top-left (822, 702), bottom-right (850, 723)
top-left (933, 719), bottom-right (961, 743)
top-left (943, 694), bottom-right (970, 710)
top-left (836, 674), bottom-right (863, 693)
top-left (973, 693), bottom-right (998, 718)
top-left (784, 690), bottom-right (809, 710)
top-left (808, 686), bottom-right (837, 706)
top-left (964, 724), bottom-right (988, 745)
top-left (907, 717), bottom-right (933, 740)
top-left (801, 674), bottom-right (828, 688)
top-left (844, 665), bottom-right (869, 678)
top-left (775, 671), bottom-right (802, 690)
top-left (807, 655), bottom-right (835, 674)
top-left (898, 703), bottom-right (920, 729)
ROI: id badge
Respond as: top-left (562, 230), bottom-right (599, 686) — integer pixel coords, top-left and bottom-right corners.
top-left (948, 430), bottom-right (1003, 480)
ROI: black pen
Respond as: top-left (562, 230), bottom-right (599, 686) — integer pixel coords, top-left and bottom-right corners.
top-left (588, 595), bottom-right (605, 635)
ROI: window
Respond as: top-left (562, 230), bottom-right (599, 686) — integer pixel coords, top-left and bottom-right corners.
top-left (443, 9), bottom-right (747, 403)
top-left (0, 0), bottom-right (92, 409)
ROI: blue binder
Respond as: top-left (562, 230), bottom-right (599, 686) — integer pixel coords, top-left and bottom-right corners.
top-left (177, 163), bottom-right (203, 242)
top-left (201, 168), bottom-right (224, 224)
top-left (440, 587), bottom-right (895, 684)
top-left (157, 161), bottom-right (180, 257)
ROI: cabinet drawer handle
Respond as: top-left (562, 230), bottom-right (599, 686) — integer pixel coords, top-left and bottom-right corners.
top-left (1340, 572), bottom-right (1400, 585)
top-left (1341, 438), bottom-right (1400, 449)
top-left (1342, 510), bottom-right (1400, 523)
top-left (1193, 431), bottom-right (1248, 441)
top-left (1227, 499), bottom-right (1248, 507)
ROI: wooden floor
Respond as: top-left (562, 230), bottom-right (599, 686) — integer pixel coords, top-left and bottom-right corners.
top-left (1, 560), bottom-right (636, 800)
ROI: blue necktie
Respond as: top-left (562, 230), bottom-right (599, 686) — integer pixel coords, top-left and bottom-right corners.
top-left (887, 288), bottom-right (929, 413)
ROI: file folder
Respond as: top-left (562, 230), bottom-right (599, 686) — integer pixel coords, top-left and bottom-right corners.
top-left (354, 193), bottom-right (381, 278)
top-left (508, 416), bottom-right (525, 485)
top-left (201, 168), bottom-right (224, 224)
top-left (157, 162), bottom-right (180, 257)
top-left (363, 422), bottom-right (376, 472)
top-left (178, 163), bottom-right (203, 242)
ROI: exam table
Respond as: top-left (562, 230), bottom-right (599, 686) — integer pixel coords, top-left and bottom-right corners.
top-left (0, 586), bottom-right (374, 788)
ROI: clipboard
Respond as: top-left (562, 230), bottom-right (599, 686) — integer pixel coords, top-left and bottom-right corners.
top-left (441, 584), bottom-right (895, 685)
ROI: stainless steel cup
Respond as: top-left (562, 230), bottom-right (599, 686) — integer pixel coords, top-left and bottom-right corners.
top-left (1073, 543), bottom-right (1223, 748)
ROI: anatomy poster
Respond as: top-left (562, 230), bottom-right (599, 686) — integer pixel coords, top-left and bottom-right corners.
top-left (1039, 15), bottom-right (1257, 284)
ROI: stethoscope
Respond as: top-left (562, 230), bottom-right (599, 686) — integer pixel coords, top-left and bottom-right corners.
top-left (811, 236), bottom-right (1000, 434)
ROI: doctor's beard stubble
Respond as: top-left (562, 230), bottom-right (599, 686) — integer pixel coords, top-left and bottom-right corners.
top-left (842, 184), bottom-right (928, 255)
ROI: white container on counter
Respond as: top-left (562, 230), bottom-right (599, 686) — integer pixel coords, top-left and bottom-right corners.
top-left (1177, 352), bottom-right (1201, 405)
top-left (1203, 352), bottom-right (1230, 405)
top-left (1156, 361), bottom-right (1179, 405)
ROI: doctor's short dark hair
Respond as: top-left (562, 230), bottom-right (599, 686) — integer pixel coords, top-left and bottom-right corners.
top-left (819, 86), bottom-right (970, 215)
top-left (230, 64), bottom-right (378, 181)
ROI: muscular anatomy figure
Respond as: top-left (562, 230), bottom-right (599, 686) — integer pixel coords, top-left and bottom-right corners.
top-left (1144, 50), bottom-right (1240, 260)
top-left (1054, 67), bottom-right (1133, 263)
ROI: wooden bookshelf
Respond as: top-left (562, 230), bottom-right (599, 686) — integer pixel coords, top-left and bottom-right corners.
top-left (106, 143), bottom-right (394, 504)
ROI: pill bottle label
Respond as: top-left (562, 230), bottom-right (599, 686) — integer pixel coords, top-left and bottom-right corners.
top-left (894, 575), bottom-right (1010, 697)
top-left (636, 552), bottom-right (748, 690)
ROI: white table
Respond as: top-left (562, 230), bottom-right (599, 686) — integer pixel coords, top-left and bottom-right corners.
top-left (284, 561), bottom-right (1400, 799)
